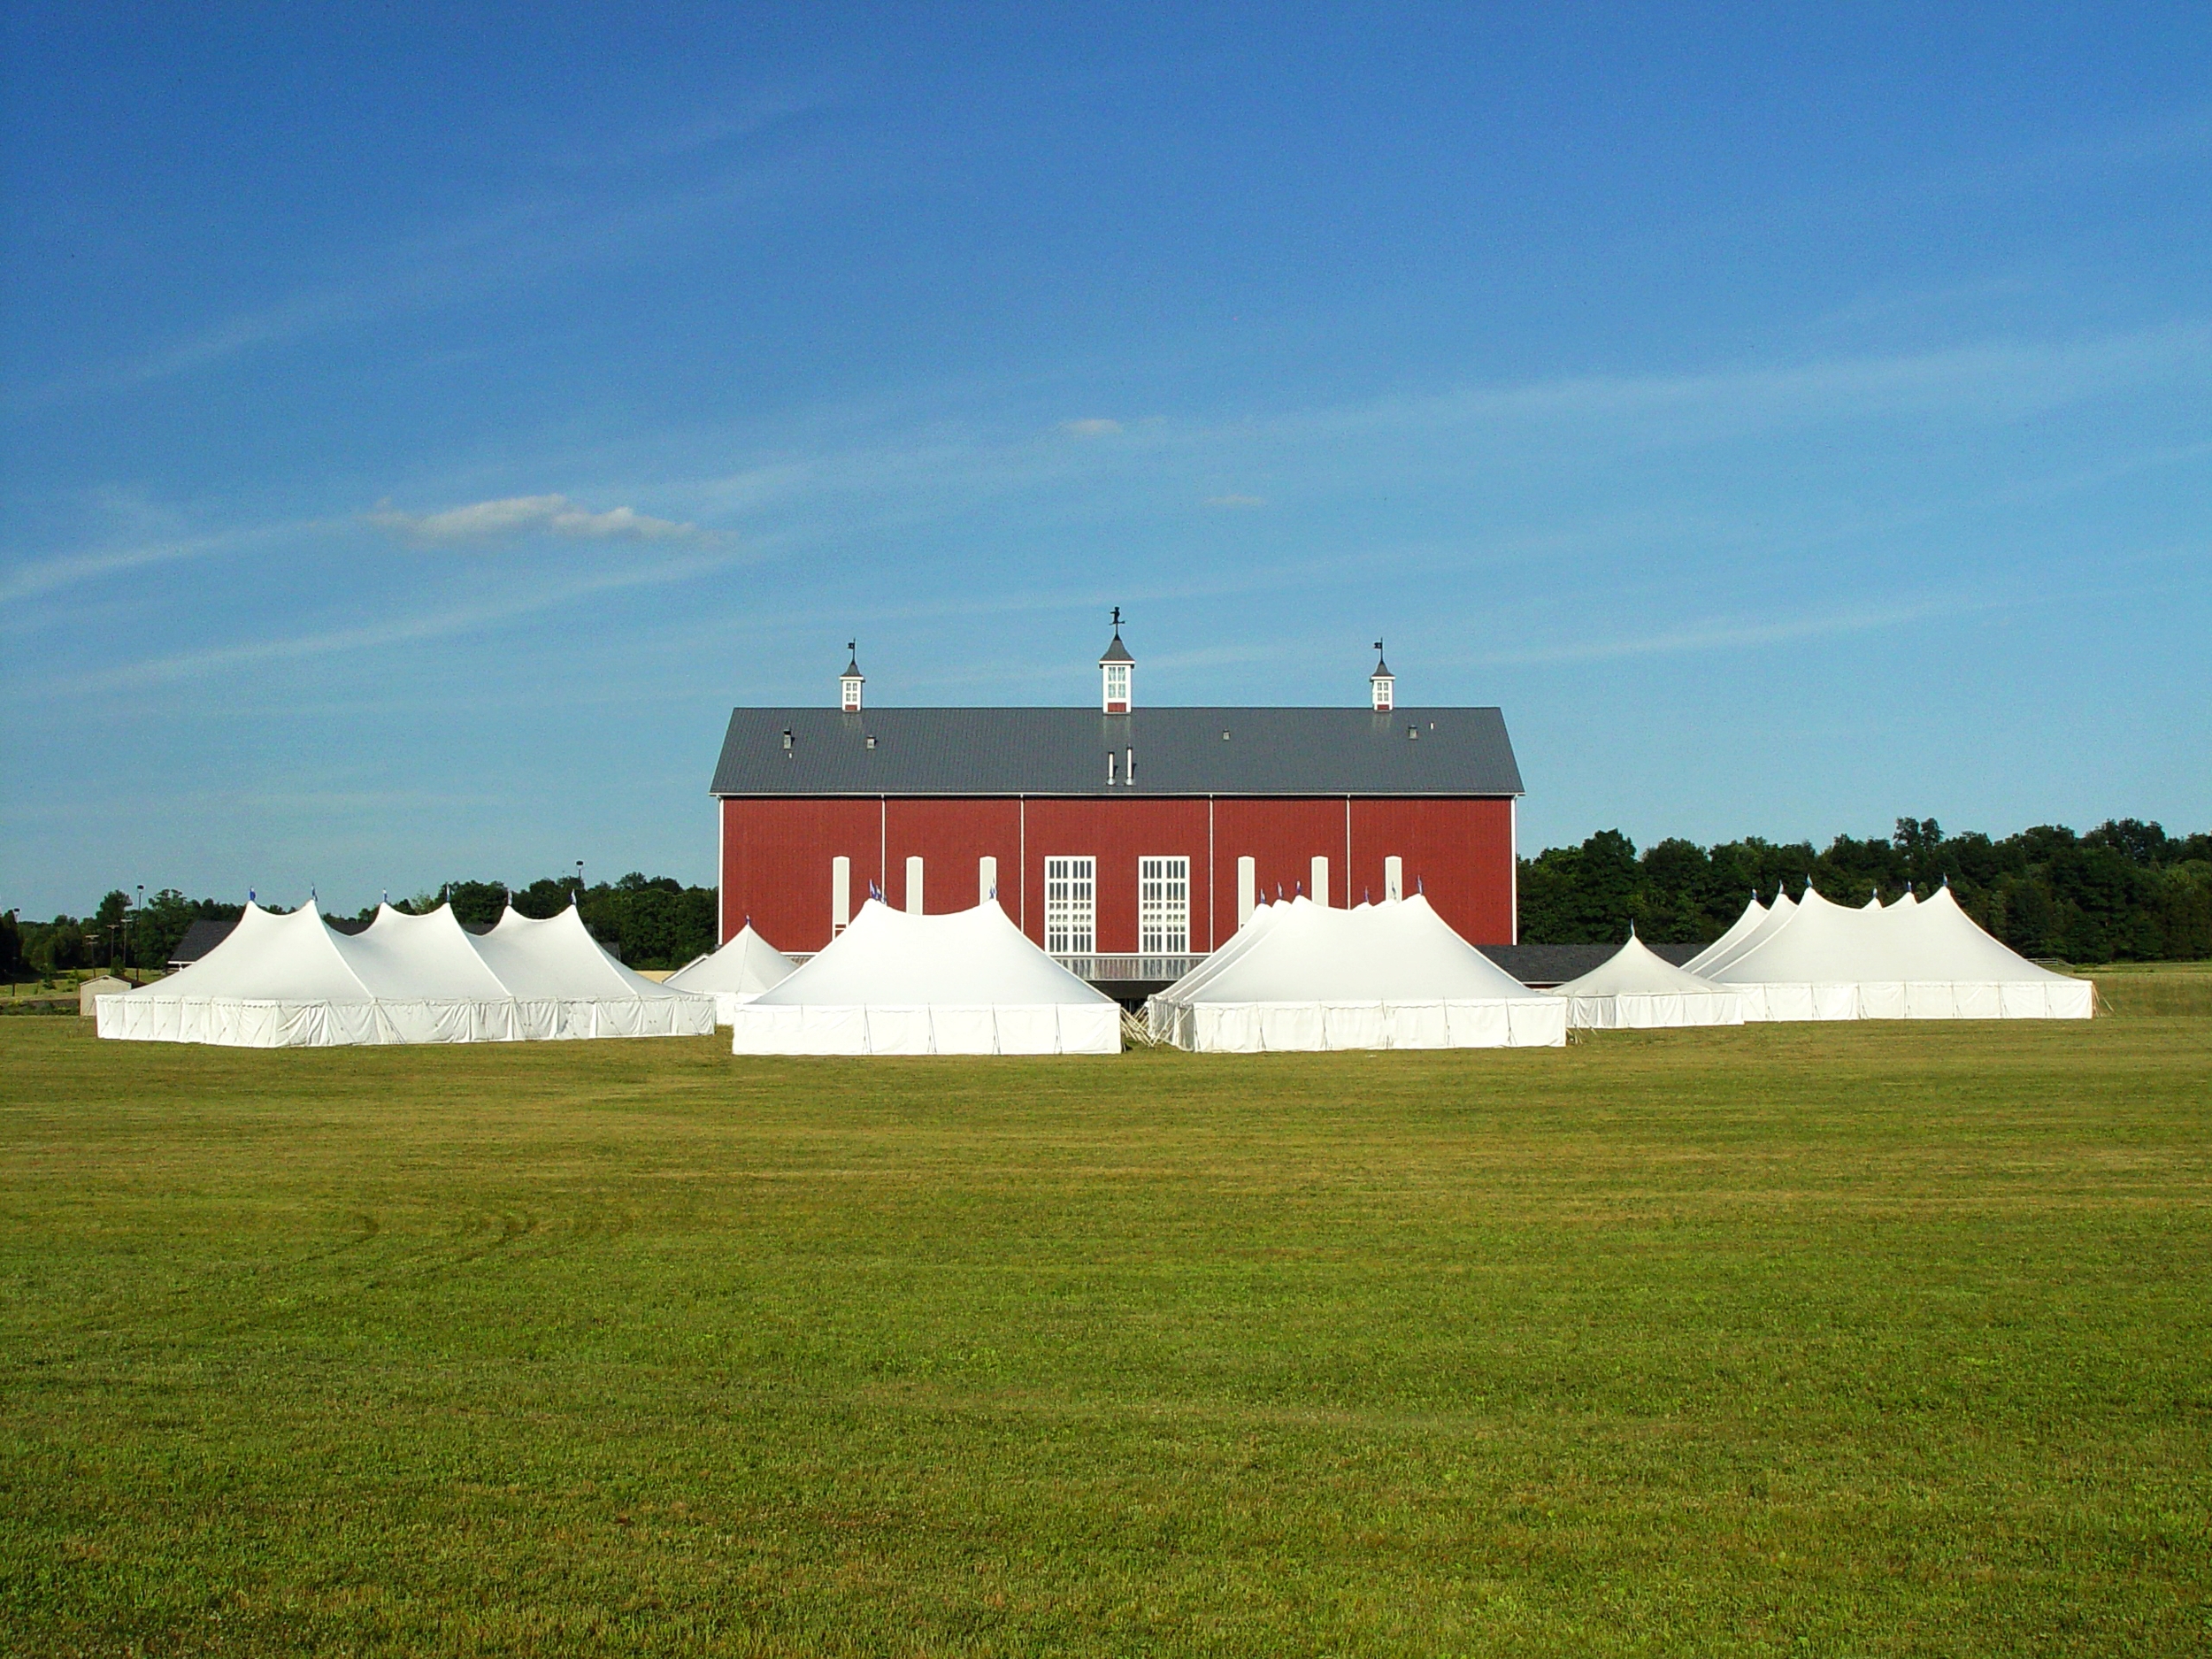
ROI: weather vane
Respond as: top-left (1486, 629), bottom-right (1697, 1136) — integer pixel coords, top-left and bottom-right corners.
top-left (1111, 604), bottom-right (1122, 630)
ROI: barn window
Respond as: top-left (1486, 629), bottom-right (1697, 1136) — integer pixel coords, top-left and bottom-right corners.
top-left (1044, 856), bottom-right (1096, 956)
top-left (1138, 856), bottom-right (1190, 955)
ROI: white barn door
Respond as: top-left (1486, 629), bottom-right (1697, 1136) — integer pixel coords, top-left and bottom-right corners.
top-left (1138, 856), bottom-right (1190, 955)
top-left (1044, 856), bottom-right (1095, 955)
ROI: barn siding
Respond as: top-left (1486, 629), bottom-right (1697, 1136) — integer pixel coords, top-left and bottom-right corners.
top-left (721, 794), bottom-right (1517, 953)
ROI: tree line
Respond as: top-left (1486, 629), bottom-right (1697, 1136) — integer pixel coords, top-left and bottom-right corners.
top-left (3, 873), bottom-right (721, 979)
top-left (8, 817), bottom-right (2208, 981)
top-left (1517, 818), bottom-right (2212, 961)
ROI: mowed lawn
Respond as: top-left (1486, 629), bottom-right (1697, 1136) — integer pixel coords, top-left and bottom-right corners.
top-left (3, 1004), bottom-right (2208, 1655)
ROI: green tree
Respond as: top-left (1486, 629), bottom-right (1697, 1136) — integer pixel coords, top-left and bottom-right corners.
top-left (512, 878), bottom-right (576, 920)
top-left (46, 919), bottom-right (85, 972)
top-left (438, 881), bottom-right (511, 930)
top-left (1517, 817), bottom-right (2210, 960)
top-left (132, 891), bottom-right (243, 971)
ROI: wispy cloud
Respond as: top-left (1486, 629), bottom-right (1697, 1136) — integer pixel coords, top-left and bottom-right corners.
top-left (19, 88), bottom-right (835, 405)
top-left (1256, 321), bottom-right (2212, 453)
top-left (562, 83), bottom-right (840, 172)
top-left (1467, 597), bottom-right (1988, 669)
top-left (55, 549), bottom-right (741, 695)
top-left (0, 518), bottom-right (325, 606)
top-left (363, 494), bottom-right (713, 545)
top-left (651, 320), bottom-right (2212, 547)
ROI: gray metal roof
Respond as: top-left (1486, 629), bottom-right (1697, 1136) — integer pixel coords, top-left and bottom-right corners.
top-left (710, 707), bottom-right (1523, 797)
top-left (168, 913), bottom-right (377, 964)
top-left (1098, 634), bottom-right (1134, 664)
top-left (168, 918), bottom-right (235, 964)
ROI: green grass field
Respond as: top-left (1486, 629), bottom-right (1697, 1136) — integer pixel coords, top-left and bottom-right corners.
top-left (4, 1004), bottom-right (2208, 1655)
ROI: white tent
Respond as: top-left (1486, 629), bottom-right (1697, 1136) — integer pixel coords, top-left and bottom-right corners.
top-left (96, 899), bottom-right (714, 1047)
top-left (344, 902), bottom-right (557, 1040)
top-left (1681, 895), bottom-right (1768, 977)
top-left (728, 899), bottom-right (1121, 1056)
top-left (1548, 932), bottom-right (1744, 1030)
top-left (665, 922), bottom-right (798, 1024)
top-left (98, 902), bottom-right (371, 1047)
top-left (1147, 895), bottom-right (1566, 1052)
top-left (96, 900), bottom-right (532, 1046)
top-left (1708, 883), bottom-right (2091, 1020)
top-left (1687, 890), bottom-right (1798, 980)
top-left (1141, 899), bottom-right (1289, 1041)
top-left (467, 905), bottom-right (718, 1038)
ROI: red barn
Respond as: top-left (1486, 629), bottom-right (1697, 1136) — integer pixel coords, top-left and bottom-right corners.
top-left (711, 626), bottom-right (1524, 984)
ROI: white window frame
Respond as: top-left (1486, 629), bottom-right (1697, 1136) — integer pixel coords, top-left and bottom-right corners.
top-left (1102, 662), bottom-right (1131, 710)
top-left (1138, 856), bottom-right (1190, 954)
top-left (1044, 856), bottom-right (1096, 955)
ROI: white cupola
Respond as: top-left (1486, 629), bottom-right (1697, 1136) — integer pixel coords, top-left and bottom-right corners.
top-left (1099, 607), bottom-right (1133, 713)
top-left (840, 642), bottom-right (864, 711)
top-left (1369, 641), bottom-right (1394, 711)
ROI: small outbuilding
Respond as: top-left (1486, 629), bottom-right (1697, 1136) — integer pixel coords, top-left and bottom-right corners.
top-left (77, 975), bottom-right (130, 1016)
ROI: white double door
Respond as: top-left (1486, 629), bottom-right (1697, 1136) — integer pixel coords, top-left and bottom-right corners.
top-left (1044, 856), bottom-right (1189, 956)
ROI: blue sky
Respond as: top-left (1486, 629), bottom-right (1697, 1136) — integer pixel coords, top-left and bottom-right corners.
top-left (4, 4), bottom-right (2208, 917)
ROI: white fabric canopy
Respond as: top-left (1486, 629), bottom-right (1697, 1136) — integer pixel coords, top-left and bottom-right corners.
top-left (728, 899), bottom-right (1121, 1056)
top-left (466, 905), bottom-right (718, 1038)
top-left (1708, 883), bottom-right (2091, 1020)
top-left (96, 900), bottom-right (715, 1047)
top-left (1687, 890), bottom-right (1798, 979)
top-left (1147, 895), bottom-right (1565, 1052)
top-left (1548, 932), bottom-right (1744, 1030)
top-left (666, 922), bottom-right (798, 1024)
top-left (1680, 895), bottom-right (1767, 977)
